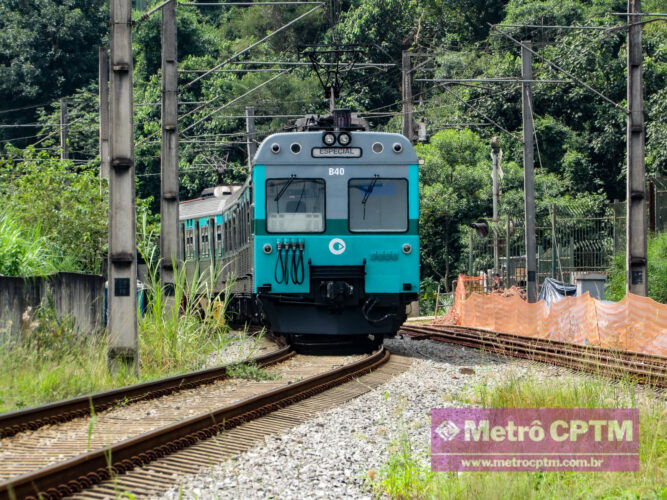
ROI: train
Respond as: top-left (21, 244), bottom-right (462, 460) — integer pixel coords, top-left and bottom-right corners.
top-left (179, 110), bottom-right (419, 349)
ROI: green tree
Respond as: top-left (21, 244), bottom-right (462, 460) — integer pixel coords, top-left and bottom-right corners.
top-left (0, 147), bottom-right (108, 273)
top-left (0, 0), bottom-right (107, 141)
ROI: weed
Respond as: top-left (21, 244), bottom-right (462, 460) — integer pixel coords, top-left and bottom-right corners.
top-left (375, 373), bottom-right (666, 499)
top-left (0, 249), bottom-right (250, 413)
top-left (226, 362), bottom-right (280, 381)
top-left (374, 431), bottom-right (437, 500)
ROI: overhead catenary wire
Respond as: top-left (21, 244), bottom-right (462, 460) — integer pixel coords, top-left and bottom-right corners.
top-left (441, 85), bottom-right (522, 142)
top-left (180, 1), bottom-right (324, 5)
top-left (180, 69), bottom-right (292, 135)
top-left (183, 4), bottom-right (322, 89)
top-left (494, 23), bottom-right (615, 31)
top-left (489, 23), bottom-right (627, 114)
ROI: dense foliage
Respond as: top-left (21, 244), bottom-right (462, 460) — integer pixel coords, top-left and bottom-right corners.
top-left (0, 147), bottom-right (108, 273)
top-left (0, 0), bottom-right (665, 297)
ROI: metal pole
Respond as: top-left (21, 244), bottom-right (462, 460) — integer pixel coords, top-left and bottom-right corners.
top-left (161, 0), bottom-right (179, 292)
top-left (108, 0), bottom-right (138, 372)
top-left (468, 231), bottom-right (473, 275)
top-left (60, 99), bottom-right (69, 160)
top-left (490, 137), bottom-right (502, 273)
top-left (99, 47), bottom-right (110, 179)
top-left (551, 204), bottom-right (556, 279)
top-left (401, 51), bottom-right (413, 142)
top-left (522, 41), bottom-right (537, 302)
top-left (506, 217), bottom-right (511, 288)
top-left (245, 106), bottom-right (256, 170)
top-left (626, 0), bottom-right (648, 296)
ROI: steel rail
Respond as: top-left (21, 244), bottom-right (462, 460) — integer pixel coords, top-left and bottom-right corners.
top-left (405, 324), bottom-right (667, 369)
top-left (400, 325), bottom-right (667, 387)
top-left (0, 347), bottom-right (389, 500)
top-left (0, 345), bottom-right (293, 439)
top-left (401, 325), bottom-right (667, 373)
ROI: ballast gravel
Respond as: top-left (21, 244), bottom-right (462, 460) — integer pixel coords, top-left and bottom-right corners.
top-left (161, 336), bottom-right (567, 500)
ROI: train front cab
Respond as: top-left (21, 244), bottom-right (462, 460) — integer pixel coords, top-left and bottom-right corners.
top-left (252, 131), bottom-right (419, 346)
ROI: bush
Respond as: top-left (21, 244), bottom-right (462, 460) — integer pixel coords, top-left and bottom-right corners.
top-left (606, 232), bottom-right (667, 303)
top-left (0, 210), bottom-right (80, 276)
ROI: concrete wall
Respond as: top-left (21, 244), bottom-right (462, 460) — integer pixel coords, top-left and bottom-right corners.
top-left (0, 273), bottom-right (105, 341)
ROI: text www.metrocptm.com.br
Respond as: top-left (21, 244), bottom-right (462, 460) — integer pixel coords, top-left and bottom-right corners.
top-left (458, 457), bottom-right (608, 469)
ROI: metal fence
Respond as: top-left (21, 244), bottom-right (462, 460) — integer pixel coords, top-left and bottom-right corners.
top-left (468, 204), bottom-right (615, 288)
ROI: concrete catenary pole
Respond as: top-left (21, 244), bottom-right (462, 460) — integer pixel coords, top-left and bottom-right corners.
top-left (60, 98), bottom-right (69, 160)
top-left (626, 0), bottom-right (648, 296)
top-left (245, 106), bottom-right (256, 170)
top-left (521, 41), bottom-right (537, 302)
top-left (401, 51), bottom-right (413, 142)
top-left (108, 0), bottom-right (138, 372)
top-left (490, 137), bottom-right (502, 273)
top-left (99, 47), bottom-right (110, 179)
top-left (161, 0), bottom-right (179, 292)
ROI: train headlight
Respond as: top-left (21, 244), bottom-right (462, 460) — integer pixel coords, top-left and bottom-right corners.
top-left (337, 132), bottom-right (351, 146)
top-left (402, 243), bottom-right (412, 254)
top-left (322, 132), bottom-right (336, 146)
top-left (263, 243), bottom-right (273, 254)
top-left (393, 143), bottom-right (403, 153)
top-left (271, 143), bottom-right (280, 154)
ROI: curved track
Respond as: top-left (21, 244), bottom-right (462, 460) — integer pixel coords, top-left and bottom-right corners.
top-left (0, 347), bottom-right (390, 500)
top-left (401, 324), bottom-right (667, 387)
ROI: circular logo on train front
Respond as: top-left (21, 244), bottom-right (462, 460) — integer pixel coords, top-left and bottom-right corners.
top-left (329, 238), bottom-right (346, 255)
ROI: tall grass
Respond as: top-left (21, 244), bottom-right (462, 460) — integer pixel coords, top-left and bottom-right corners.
top-left (374, 373), bottom-right (666, 500)
top-left (0, 210), bottom-right (80, 276)
top-left (0, 222), bottom-right (251, 413)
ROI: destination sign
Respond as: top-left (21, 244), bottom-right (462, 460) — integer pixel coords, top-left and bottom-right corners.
top-left (312, 147), bottom-right (362, 158)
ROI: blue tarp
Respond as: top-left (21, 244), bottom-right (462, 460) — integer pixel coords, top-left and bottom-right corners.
top-left (538, 277), bottom-right (577, 307)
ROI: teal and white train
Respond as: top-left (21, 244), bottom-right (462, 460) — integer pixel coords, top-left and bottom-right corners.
top-left (179, 111), bottom-right (419, 349)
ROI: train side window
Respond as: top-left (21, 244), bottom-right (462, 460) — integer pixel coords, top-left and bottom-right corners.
top-left (185, 226), bottom-right (195, 259)
top-left (180, 222), bottom-right (185, 260)
top-left (209, 217), bottom-right (216, 257)
top-left (216, 223), bottom-right (223, 256)
top-left (348, 178), bottom-right (408, 232)
top-left (266, 178), bottom-right (325, 233)
top-left (242, 202), bottom-right (247, 244)
top-left (195, 221), bottom-right (200, 259)
top-left (200, 224), bottom-right (210, 258)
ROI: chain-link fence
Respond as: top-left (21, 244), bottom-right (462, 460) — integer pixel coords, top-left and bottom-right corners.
top-left (468, 204), bottom-right (615, 289)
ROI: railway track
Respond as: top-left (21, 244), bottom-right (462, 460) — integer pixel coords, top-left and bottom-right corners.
top-left (0, 343), bottom-right (292, 440)
top-left (400, 324), bottom-right (667, 387)
top-left (0, 346), bottom-right (398, 500)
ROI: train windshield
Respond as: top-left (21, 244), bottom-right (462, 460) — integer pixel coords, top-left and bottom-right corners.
top-left (266, 178), bottom-right (325, 233)
top-left (349, 178), bottom-right (408, 232)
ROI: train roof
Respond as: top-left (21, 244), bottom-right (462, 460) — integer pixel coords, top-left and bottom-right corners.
top-left (254, 131), bottom-right (419, 165)
top-left (179, 185), bottom-right (243, 221)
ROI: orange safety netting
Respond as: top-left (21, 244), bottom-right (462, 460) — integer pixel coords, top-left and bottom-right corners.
top-left (438, 274), bottom-right (667, 358)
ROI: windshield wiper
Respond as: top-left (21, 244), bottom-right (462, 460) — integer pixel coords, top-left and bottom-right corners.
top-left (361, 175), bottom-right (380, 220)
top-left (274, 175), bottom-right (297, 212)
